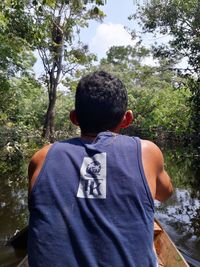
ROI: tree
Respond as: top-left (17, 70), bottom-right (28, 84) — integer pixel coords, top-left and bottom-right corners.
top-left (133, 0), bottom-right (200, 142)
top-left (0, 2), bottom-right (36, 130)
top-left (0, 0), bottom-right (38, 146)
top-left (3, 0), bottom-right (106, 140)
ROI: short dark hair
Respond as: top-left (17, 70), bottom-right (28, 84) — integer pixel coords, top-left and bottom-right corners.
top-left (75, 71), bottom-right (128, 134)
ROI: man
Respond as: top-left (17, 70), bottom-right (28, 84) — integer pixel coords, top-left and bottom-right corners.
top-left (28, 71), bottom-right (173, 267)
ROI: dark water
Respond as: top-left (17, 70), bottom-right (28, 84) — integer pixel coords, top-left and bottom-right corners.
top-left (0, 145), bottom-right (200, 266)
top-left (0, 148), bottom-right (28, 266)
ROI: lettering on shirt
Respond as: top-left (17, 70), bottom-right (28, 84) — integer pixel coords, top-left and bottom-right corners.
top-left (77, 152), bottom-right (107, 199)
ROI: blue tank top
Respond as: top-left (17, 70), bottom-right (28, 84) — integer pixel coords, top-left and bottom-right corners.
top-left (28, 132), bottom-right (157, 267)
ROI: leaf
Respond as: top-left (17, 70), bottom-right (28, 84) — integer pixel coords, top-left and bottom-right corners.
top-left (32, 0), bottom-right (38, 6)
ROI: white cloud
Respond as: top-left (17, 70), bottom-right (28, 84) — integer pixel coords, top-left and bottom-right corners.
top-left (90, 23), bottom-right (137, 59)
top-left (141, 55), bottom-right (159, 67)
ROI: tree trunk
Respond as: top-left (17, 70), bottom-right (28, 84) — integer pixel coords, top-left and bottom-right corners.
top-left (42, 86), bottom-right (57, 142)
top-left (42, 17), bottom-right (64, 141)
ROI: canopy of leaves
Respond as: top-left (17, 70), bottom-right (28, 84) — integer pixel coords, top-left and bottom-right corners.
top-left (2, 0), bottom-right (106, 81)
top-left (133, 0), bottom-right (200, 142)
top-left (135, 0), bottom-right (200, 74)
top-left (1, 0), bottom-right (107, 140)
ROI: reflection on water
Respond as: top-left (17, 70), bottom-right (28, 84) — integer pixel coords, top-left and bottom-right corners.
top-left (0, 149), bottom-right (28, 267)
top-left (156, 147), bottom-right (200, 267)
top-left (155, 190), bottom-right (200, 267)
top-left (0, 145), bottom-right (200, 266)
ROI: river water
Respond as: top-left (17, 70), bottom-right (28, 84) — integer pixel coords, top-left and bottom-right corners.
top-left (0, 145), bottom-right (199, 266)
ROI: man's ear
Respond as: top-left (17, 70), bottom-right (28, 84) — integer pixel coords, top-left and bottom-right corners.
top-left (120, 110), bottom-right (133, 129)
top-left (70, 110), bottom-right (79, 126)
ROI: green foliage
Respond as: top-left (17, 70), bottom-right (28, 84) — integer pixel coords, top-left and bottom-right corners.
top-left (136, 0), bottom-right (200, 71)
top-left (0, 74), bottom-right (47, 156)
top-left (134, 0), bottom-right (200, 141)
top-left (0, 1), bottom-right (37, 138)
top-left (149, 86), bottom-right (191, 136)
top-left (0, 0), bottom-right (106, 140)
top-left (4, 0), bottom-right (105, 70)
top-left (10, 77), bottom-right (47, 129)
top-left (187, 78), bottom-right (200, 140)
top-left (0, 12), bottom-right (35, 77)
top-left (0, 0), bottom-right (194, 146)
top-left (54, 91), bottom-right (78, 139)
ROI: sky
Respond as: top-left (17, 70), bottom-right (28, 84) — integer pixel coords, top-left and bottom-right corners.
top-left (80, 0), bottom-right (171, 61)
top-left (80, 0), bottom-right (138, 59)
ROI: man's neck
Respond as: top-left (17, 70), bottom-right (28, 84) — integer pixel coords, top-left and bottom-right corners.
top-left (80, 129), bottom-right (119, 141)
top-left (81, 133), bottom-right (97, 142)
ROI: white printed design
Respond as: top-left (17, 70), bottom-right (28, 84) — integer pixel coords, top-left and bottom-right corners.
top-left (77, 153), bottom-right (107, 199)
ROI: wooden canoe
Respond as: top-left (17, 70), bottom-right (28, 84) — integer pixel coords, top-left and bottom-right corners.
top-left (12, 220), bottom-right (189, 267)
top-left (154, 220), bottom-right (189, 267)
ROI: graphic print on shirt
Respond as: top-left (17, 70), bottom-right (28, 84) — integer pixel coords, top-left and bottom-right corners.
top-left (77, 152), bottom-right (107, 199)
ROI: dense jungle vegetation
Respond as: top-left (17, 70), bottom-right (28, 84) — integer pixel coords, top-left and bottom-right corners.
top-left (0, 0), bottom-right (199, 159)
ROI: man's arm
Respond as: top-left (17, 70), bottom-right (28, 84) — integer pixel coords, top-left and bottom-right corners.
top-left (141, 140), bottom-right (173, 202)
top-left (28, 144), bottom-right (52, 196)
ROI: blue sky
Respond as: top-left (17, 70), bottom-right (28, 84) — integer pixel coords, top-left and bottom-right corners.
top-left (80, 0), bottom-right (170, 60)
top-left (80, 0), bottom-right (138, 59)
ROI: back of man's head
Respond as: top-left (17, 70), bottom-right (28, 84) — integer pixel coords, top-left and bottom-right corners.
top-left (75, 71), bottom-right (128, 134)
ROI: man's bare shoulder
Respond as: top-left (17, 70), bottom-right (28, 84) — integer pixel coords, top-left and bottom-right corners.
top-left (30, 144), bottom-right (52, 165)
top-left (140, 139), bottom-right (164, 169)
top-left (140, 139), bottom-right (162, 153)
top-left (28, 144), bottom-right (52, 193)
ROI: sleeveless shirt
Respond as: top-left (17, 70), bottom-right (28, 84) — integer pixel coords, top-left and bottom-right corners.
top-left (28, 132), bottom-right (157, 267)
